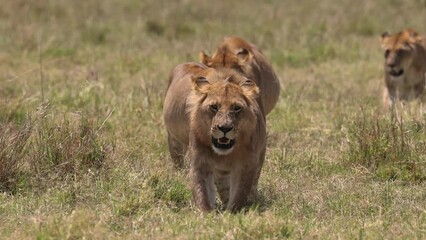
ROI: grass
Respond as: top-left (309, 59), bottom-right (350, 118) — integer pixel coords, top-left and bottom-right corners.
top-left (346, 108), bottom-right (426, 182)
top-left (1, 0), bottom-right (426, 238)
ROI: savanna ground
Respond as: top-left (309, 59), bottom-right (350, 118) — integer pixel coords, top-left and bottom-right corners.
top-left (1, 0), bottom-right (426, 239)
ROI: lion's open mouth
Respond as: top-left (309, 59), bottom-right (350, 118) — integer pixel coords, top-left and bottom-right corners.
top-left (212, 137), bottom-right (235, 149)
top-left (389, 69), bottom-right (404, 77)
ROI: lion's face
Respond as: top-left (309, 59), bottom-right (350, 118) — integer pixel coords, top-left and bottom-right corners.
top-left (188, 68), bottom-right (259, 155)
top-left (381, 29), bottom-right (421, 77)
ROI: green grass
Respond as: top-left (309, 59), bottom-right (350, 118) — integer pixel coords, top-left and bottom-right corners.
top-left (346, 109), bottom-right (426, 181)
top-left (1, 0), bottom-right (426, 239)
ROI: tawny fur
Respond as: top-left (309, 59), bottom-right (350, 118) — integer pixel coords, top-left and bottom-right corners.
top-left (163, 62), bottom-right (206, 168)
top-left (381, 29), bottom-right (426, 107)
top-left (163, 65), bottom-right (266, 212)
top-left (199, 36), bottom-right (280, 115)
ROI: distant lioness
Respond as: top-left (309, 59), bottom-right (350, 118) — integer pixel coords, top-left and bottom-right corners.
top-left (200, 36), bottom-right (280, 115)
top-left (163, 63), bottom-right (266, 212)
top-left (381, 29), bottom-right (426, 106)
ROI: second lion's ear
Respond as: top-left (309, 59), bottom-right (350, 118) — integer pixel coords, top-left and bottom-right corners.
top-left (199, 51), bottom-right (211, 65)
top-left (235, 48), bottom-right (252, 64)
top-left (192, 76), bottom-right (210, 93)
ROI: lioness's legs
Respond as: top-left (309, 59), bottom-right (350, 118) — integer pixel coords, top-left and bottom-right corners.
top-left (414, 80), bottom-right (425, 99)
top-left (248, 148), bottom-right (266, 203)
top-left (214, 170), bottom-right (230, 206)
top-left (191, 161), bottom-right (215, 212)
top-left (227, 164), bottom-right (256, 212)
top-left (384, 75), bottom-right (397, 107)
top-left (167, 131), bottom-right (186, 168)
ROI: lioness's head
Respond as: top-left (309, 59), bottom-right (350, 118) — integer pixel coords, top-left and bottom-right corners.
top-left (381, 29), bottom-right (422, 77)
top-left (188, 68), bottom-right (260, 155)
top-left (199, 37), bottom-right (256, 76)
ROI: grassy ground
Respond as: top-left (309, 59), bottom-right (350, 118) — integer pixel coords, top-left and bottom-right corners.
top-left (1, 0), bottom-right (426, 239)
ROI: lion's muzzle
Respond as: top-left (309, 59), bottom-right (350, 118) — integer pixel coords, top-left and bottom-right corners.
top-left (385, 54), bottom-right (405, 77)
top-left (387, 63), bottom-right (404, 77)
top-left (211, 124), bottom-right (236, 155)
top-left (389, 68), bottom-right (404, 77)
top-left (212, 137), bottom-right (235, 149)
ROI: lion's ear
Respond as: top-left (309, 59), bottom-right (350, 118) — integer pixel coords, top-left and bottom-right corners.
top-left (236, 48), bottom-right (252, 64)
top-left (407, 29), bottom-right (419, 38)
top-left (381, 32), bottom-right (389, 39)
top-left (407, 29), bottom-right (422, 43)
top-left (381, 32), bottom-right (390, 42)
top-left (240, 79), bottom-right (259, 99)
top-left (199, 51), bottom-right (211, 65)
top-left (381, 32), bottom-right (389, 48)
top-left (192, 76), bottom-right (210, 93)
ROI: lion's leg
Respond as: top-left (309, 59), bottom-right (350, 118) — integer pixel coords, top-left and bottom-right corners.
top-left (414, 80), bottom-right (426, 99)
top-left (383, 88), bottom-right (391, 107)
top-left (247, 148), bottom-right (266, 204)
top-left (214, 170), bottom-right (230, 207)
top-left (227, 164), bottom-right (256, 212)
top-left (167, 131), bottom-right (187, 168)
top-left (400, 87), bottom-right (417, 102)
top-left (384, 73), bottom-right (398, 107)
top-left (383, 86), bottom-right (397, 108)
top-left (190, 160), bottom-right (215, 212)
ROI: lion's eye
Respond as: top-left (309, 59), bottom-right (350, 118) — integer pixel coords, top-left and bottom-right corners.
top-left (384, 50), bottom-right (390, 58)
top-left (233, 105), bottom-right (242, 113)
top-left (209, 105), bottom-right (218, 112)
top-left (396, 49), bottom-right (405, 56)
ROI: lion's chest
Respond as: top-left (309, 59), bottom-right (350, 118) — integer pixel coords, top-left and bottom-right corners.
top-left (388, 73), bottom-right (406, 88)
top-left (209, 154), bottom-right (237, 170)
top-left (389, 70), bottom-right (424, 88)
top-left (208, 149), bottom-right (255, 172)
top-left (389, 70), bottom-right (426, 101)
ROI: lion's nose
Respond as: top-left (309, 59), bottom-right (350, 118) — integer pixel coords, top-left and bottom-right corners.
top-left (218, 125), bottom-right (233, 134)
top-left (388, 63), bottom-right (396, 68)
